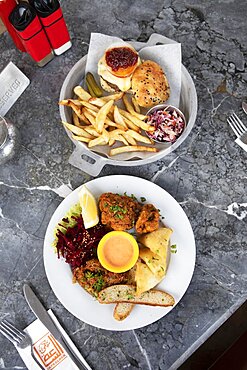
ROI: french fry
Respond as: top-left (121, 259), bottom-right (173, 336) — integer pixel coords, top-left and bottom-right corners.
top-left (88, 97), bottom-right (105, 107)
top-left (88, 136), bottom-right (107, 148)
top-left (60, 100), bottom-right (87, 122)
top-left (71, 134), bottom-right (91, 143)
top-left (59, 99), bottom-right (82, 107)
top-left (114, 106), bottom-right (128, 128)
top-left (72, 111), bottom-right (81, 127)
top-left (110, 145), bottom-right (158, 156)
top-left (86, 107), bottom-right (124, 129)
top-left (96, 100), bottom-right (114, 133)
top-left (122, 95), bottom-right (147, 120)
top-left (122, 132), bottom-right (137, 145)
top-left (62, 121), bottom-right (94, 140)
top-left (120, 109), bottom-right (153, 131)
top-left (109, 138), bottom-right (116, 146)
top-left (80, 100), bottom-right (99, 112)
top-left (102, 128), bottom-right (110, 143)
top-left (102, 92), bottom-right (124, 101)
top-left (127, 130), bottom-right (153, 144)
top-left (131, 97), bottom-right (141, 113)
top-left (84, 126), bottom-right (100, 137)
top-left (74, 86), bottom-right (91, 101)
top-left (122, 115), bottom-right (140, 132)
top-left (72, 111), bottom-right (90, 126)
top-left (83, 109), bottom-right (97, 129)
top-left (113, 134), bottom-right (129, 146)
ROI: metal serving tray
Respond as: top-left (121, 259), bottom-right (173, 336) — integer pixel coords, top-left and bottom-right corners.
top-left (59, 34), bottom-right (197, 176)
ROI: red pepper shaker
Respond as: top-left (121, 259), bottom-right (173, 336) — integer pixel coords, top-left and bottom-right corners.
top-left (29, 0), bottom-right (71, 55)
top-left (0, 0), bottom-right (26, 51)
top-left (9, 2), bottom-right (54, 67)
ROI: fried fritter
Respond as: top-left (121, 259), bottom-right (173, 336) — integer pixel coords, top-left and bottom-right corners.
top-left (73, 259), bottom-right (133, 297)
top-left (135, 204), bottom-right (159, 234)
top-left (99, 192), bottom-right (141, 231)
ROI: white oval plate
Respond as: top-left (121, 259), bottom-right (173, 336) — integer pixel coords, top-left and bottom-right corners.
top-left (44, 175), bottom-right (196, 331)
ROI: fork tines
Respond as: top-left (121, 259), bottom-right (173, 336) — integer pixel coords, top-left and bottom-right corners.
top-left (0, 320), bottom-right (26, 344)
top-left (227, 112), bottom-right (247, 137)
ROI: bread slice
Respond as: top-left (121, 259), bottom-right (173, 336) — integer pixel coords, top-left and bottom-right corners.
top-left (113, 303), bottom-right (134, 321)
top-left (98, 285), bottom-right (175, 307)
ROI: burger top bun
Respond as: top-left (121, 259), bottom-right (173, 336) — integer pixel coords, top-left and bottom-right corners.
top-left (131, 60), bottom-right (170, 108)
top-left (98, 44), bottom-right (140, 92)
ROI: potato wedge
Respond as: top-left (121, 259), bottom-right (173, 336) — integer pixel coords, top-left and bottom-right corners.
top-left (74, 86), bottom-right (91, 101)
top-left (110, 145), bottom-right (158, 156)
top-left (96, 100), bottom-right (114, 133)
top-left (98, 285), bottom-right (175, 306)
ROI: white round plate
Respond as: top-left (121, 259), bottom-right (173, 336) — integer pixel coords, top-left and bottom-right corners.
top-left (44, 175), bottom-right (196, 331)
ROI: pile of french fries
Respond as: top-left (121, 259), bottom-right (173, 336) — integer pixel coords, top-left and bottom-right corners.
top-left (59, 86), bottom-right (158, 156)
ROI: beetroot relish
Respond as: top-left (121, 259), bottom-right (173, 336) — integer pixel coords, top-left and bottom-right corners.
top-left (105, 47), bottom-right (138, 72)
top-left (56, 215), bottom-right (108, 269)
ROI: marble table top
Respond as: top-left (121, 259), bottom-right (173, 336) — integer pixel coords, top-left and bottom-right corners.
top-left (0, 1), bottom-right (246, 369)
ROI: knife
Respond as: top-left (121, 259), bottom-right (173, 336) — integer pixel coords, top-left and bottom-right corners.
top-left (23, 284), bottom-right (92, 370)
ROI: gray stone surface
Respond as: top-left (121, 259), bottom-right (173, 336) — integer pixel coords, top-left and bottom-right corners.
top-left (0, 0), bottom-right (246, 369)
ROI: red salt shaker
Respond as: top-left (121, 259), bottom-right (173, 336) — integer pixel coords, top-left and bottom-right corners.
top-left (9, 2), bottom-right (54, 67)
top-left (0, 0), bottom-right (26, 51)
top-left (29, 0), bottom-right (71, 55)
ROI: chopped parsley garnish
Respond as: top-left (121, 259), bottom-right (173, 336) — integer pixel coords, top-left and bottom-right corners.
top-left (131, 194), bottom-right (137, 201)
top-left (140, 197), bottom-right (146, 202)
top-left (115, 213), bottom-right (124, 219)
top-left (170, 244), bottom-right (177, 254)
top-left (92, 276), bottom-right (105, 292)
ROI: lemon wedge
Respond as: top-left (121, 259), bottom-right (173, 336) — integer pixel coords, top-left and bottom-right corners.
top-left (78, 185), bottom-right (99, 229)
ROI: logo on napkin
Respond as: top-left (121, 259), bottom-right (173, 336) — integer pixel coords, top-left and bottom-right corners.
top-left (33, 332), bottom-right (66, 369)
top-left (0, 62), bottom-right (30, 116)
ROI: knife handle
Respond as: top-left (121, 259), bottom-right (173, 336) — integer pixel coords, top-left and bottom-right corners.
top-left (61, 336), bottom-right (92, 370)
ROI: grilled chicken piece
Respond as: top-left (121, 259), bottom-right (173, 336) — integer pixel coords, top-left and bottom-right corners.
top-left (135, 204), bottom-right (159, 234)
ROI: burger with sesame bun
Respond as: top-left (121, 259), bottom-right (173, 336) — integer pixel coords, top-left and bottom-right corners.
top-left (98, 44), bottom-right (141, 92)
top-left (131, 60), bottom-right (170, 108)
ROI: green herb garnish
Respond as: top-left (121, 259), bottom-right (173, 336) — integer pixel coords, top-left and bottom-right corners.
top-left (140, 197), bottom-right (146, 202)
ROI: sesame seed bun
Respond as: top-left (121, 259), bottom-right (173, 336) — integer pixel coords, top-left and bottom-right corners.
top-left (131, 60), bottom-right (170, 108)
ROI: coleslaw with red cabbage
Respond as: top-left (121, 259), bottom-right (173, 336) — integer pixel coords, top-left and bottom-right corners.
top-left (146, 106), bottom-right (185, 143)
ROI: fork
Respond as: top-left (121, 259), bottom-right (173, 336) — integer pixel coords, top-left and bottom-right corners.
top-left (227, 112), bottom-right (247, 152)
top-left (0, 320), bottom-right (45, 370)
